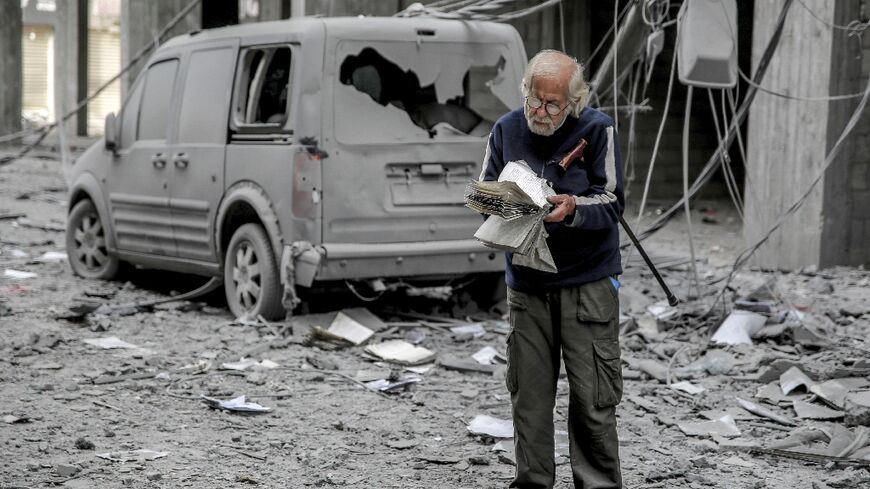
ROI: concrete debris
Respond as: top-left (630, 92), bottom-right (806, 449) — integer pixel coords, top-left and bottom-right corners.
top-left (780, 366), bottom-right (816, 395)
top-left (793, 399), bottom-right (844, 420)
top-left (844, 391), bottom-right (870, 427)
top-left (736, 397), bottom-right (796, 426)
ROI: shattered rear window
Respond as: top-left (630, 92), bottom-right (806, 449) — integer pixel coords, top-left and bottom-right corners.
top-left (335, 41), bottom-right (518, 143)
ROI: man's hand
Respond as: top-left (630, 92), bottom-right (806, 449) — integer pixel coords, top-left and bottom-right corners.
top-left (544, 194), bottom-right (576, 223)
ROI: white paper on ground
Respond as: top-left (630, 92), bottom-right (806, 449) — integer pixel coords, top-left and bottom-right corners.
top-left (711, 310), bottom-right (767, 345)
top-left (327, 311), bottom-right (374, 345)
top-left (364, 340), bottom-right (436, 365)
top-left (450, 323), bottom-right (486, 338)
top-left (3, 269), bottom-right (37, 279)
top-left (472, 346), bottom-right (500, 365)
top-left (83, 337), bottom-right (140, 350)
top-left (467, 414), bottom-right (514, 438)
top-left (34, 251), bottom-right (68, 263)
top-left (670, 381), bottom-right (706, 395)
top-left (678, 415), bottom-right (741, 437)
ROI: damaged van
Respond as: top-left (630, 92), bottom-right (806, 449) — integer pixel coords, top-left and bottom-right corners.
top-left (65, 16), bottom-right (526, 319)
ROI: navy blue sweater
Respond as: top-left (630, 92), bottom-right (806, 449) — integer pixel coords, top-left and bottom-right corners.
top-left (479, 107), bottom-right (625, 292)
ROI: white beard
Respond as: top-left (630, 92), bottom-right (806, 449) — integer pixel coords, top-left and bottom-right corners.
top-left (526, 113), bottom-right (567, 136)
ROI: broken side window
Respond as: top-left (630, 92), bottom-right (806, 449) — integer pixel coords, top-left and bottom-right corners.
top-left (335, 42), bottom-right (519, 144)
top-left (232, 45), bottom-right (293, 130)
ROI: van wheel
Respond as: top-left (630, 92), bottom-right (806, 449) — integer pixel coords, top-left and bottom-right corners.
top-left (66, 199), bottom-right (119, 280)
top-left (224, 223), bottom-right (283, 320)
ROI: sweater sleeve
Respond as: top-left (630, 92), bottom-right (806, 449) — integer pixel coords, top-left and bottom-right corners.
top-left (566, 124), bottom-right (625, 230)
top-left (478, 126), bottom-right (505, 182)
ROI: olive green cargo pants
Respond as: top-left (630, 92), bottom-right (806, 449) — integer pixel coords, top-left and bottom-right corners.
top-left (506, 277), bottom-right (623, 489)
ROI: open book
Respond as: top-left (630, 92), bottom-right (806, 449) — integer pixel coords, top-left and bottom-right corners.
top-left (465, 160), bottom-right (558, 273)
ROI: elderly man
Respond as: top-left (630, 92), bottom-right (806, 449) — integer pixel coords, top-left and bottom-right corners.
top-left (479, 50), bottom-right (624, 489)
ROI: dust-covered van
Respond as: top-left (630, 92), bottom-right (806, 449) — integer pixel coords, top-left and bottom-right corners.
top-left (65, 16), bottom-right (526, 319)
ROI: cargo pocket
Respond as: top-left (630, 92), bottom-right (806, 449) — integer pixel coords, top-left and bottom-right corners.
top-left (593, 338), bottom-right (623, 408)
top-left (505, 288), bottom-right (525, 394)
top-left (505, 330), bottom-right (518, 394)
top-left (577, 277), bottom-right (618, 323)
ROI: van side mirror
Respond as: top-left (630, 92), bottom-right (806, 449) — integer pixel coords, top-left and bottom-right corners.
top-left (104, 113), bottom-right (118, 153)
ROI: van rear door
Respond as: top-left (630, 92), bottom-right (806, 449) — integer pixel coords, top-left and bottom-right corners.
top-left (320, 31), bottom-right (523, 246)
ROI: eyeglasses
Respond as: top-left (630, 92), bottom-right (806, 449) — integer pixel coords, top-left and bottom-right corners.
top-left (525, 96), bottom-right (572, 116)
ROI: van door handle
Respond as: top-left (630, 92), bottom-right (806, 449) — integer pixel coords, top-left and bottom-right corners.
top-left (173, 153), bottom-right (189, 169)
top-left (152, 153), bottom-right (167, 169)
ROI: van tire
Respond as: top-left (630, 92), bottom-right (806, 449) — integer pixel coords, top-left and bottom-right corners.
top-left (66, 199), bottom-right (119, 280)
top-left (224, 223), bottom-right (283, 320)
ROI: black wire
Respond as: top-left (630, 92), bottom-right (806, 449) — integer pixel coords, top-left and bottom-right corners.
top-left (629, 0), bottom-right (796, 243)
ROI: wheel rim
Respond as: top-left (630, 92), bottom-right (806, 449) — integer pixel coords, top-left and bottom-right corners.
top-left (231, 241), bottom-right (261, 312)
top-left (72, 212), bottom-right (109, 272)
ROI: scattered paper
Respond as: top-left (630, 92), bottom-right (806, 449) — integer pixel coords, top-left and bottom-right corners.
top-left (83, 337), bottom-right (140, 350)
top-left (450, 323), bottom-right (486, 339)
top-left (670, 381), bottom-right (705, 395)
top-left (467, 414), bottom-right (514, 438)
top-left (221, 359), bottom-right (279, 371)
top-left (364, 340), bottom-right (436, 365)
top-left (678, 415), bottom-right (741, 437)
top-left (647, 302), bottom-right (679, 321)
top-left (721, 455), bottom-right (754, 468)
top-left (201, 395), bottom-right (271, 413)
top-left (327, 311), bottom-right (374, 345)
top-left (711, 310), bottom-right (767, 345)
top-left (33, 251), bottom-right (68, 263)
top-left (3, 269), bottom-right (37, 280)
top-left (96, 449), bottom-right (168, 462)
top-left (472, 346), bottom-right (503, 365)
top-left (364, 376), bottom-right (421, 393)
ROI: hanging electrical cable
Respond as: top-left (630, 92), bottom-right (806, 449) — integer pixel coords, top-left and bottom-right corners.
top-left (681, 86), bottom-right (702, 296)
top-left (631, 0), bottom-right (796, 243)
top-left (633, 36), bottom-right (678, 233)
top-left (707, 88), bottom-right (744, 218)
top-left (710, 68), bottom-right (870, 311)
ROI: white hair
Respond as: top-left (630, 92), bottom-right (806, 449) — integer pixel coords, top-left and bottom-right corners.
top-left (520, 49), bottom-right (589, 117)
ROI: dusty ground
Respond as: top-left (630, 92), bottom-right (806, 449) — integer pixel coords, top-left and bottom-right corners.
top-left (1, 146), bottom-right (869, 489)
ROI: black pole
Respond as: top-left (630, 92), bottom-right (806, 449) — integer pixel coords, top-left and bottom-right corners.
top-left (618, 214), bottom-right (679, 306)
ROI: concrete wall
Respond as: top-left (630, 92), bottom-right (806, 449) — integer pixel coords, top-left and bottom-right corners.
top-left (820, 2), bottom-right (870, 267)
top-left (744, 0), bottom-right (869, 269)
top-left (0, 0), bottom-right (22, 137)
